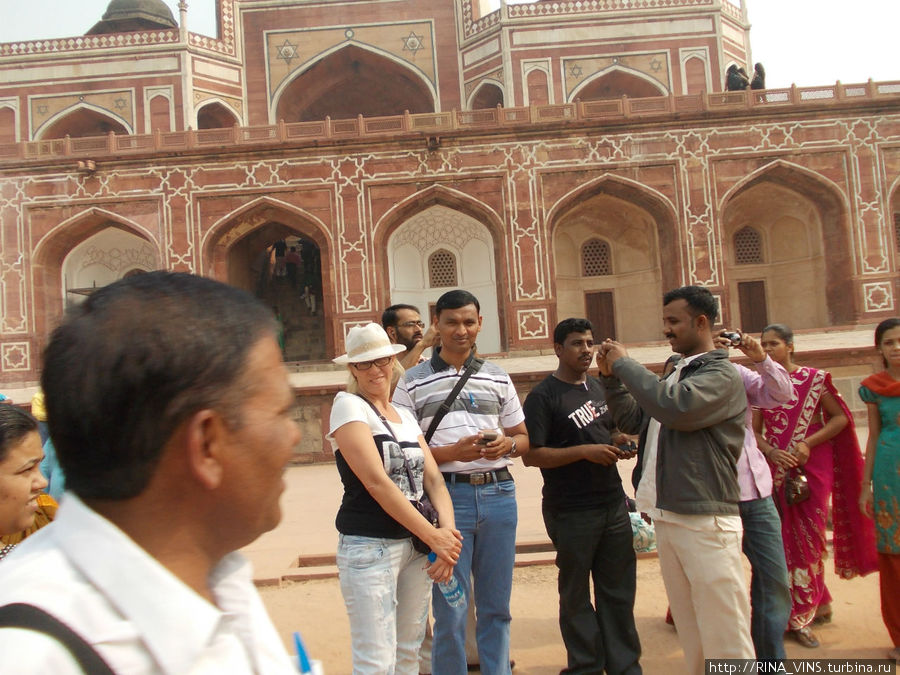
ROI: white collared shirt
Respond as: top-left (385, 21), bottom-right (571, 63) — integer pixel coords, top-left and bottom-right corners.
top-left (0, 494), bottom-right (296, 674)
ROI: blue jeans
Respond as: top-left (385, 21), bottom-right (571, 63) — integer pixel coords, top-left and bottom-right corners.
top-left (740, 496), bottom-right (791, 660)
top-left (543, 501), bottom-right (642, 675)
top-left (432, 478), bottom-right (517, 675)
top-left (337, 534), bottom-right (431, 675)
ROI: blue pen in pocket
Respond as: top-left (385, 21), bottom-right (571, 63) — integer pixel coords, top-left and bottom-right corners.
top-left (293, 631), bottom-right (312, 673)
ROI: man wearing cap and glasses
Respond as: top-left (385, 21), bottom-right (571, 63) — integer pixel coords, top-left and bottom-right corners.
top-left (382, 304), bottom-right (440, 370)
top-left (393, 289), bottom-right (529, 675)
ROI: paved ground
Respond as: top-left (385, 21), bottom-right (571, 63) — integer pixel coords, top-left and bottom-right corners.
top-left (246, 437), bottom-right (897, 673)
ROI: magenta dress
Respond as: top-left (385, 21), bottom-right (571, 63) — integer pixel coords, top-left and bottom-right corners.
top-left (760, 366), bottom-right (877, 630)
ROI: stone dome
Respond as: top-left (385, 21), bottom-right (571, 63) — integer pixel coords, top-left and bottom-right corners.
top-left (87, 0), bottom-right (178, 34)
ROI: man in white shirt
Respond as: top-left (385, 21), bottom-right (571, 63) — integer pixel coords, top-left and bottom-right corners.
top-left (0, 271), bottom-right (301, 673)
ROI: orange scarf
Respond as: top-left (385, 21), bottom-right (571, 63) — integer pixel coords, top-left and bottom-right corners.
top-left (860, 371), bottom-right (900, 397)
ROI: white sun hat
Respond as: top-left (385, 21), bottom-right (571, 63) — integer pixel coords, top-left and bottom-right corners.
top-left (333, 322), bottom-right (407, 365)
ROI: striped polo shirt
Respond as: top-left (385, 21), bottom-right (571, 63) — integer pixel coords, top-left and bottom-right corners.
top-left (392, 348), bottom-right (525, 474)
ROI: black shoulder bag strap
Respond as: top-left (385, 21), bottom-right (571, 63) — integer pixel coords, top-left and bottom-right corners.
top-left (355, 394), bottom-right (419, 486)
top-left (0, 603), bottom-right (115, 674)
top-left (423, 353), bottom-right (484, 445)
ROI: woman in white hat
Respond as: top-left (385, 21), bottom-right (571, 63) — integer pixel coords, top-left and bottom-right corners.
top-left (328, 323), bottom-right (462, 674)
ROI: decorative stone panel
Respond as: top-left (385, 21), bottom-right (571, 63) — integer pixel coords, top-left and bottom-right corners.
top-left (517, 309), bottom-right (548, 341)
top-left (1, 341), bottom-right (30, 372)
top-left (863, 281), bottom-right (894, 312)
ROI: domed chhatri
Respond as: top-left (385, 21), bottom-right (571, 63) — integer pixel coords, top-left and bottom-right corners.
top-left (87, 0), bottom-right (178, 34)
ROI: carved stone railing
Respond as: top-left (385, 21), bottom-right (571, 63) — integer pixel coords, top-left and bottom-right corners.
top-left (0, 30), bottom-right (181, 57)
top-left (2, 81), bottom-right (897, 164)
top-left (0, 0), bottom-right (235, 58)
top-left (463, 0), bottom-right (744, 39)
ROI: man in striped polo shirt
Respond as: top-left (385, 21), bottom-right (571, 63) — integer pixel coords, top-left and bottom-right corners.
top-left (393, 289), bottom-right (529, 675)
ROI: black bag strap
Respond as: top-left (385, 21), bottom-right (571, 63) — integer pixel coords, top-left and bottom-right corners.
top-left (0, 603), bottom-right (115, 674)
top-left (424, 353), bottom-right (484, 445)
top-left (355, 394), bottom-right (422, 499)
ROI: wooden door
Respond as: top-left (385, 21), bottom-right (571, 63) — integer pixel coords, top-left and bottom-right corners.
top-left (738, 281), bottom-right (768, 334)
top-left (585, 291), bottom-right (617, 341)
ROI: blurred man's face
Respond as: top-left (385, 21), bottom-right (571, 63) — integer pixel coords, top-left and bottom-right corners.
top-left (391, 308), bottom-right (425, 351)
top-left (217, 335), bottom-right (301, 546)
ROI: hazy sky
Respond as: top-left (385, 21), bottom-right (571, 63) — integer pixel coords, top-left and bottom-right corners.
top-left (1, 0), bottom-right (894, 90)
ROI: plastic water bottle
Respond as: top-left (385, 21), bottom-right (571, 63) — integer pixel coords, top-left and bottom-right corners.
top-left (427, 552), bottom-right (465, 607)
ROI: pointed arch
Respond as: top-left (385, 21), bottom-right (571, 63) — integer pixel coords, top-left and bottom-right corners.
top-left (720, 159), bottom-right (855, 325)
top-left (718, 159), bottom-right (849, 212)
top-left (569, 65), bottom-right (667, 102)
top-left (34, 102), bottom-right (132, 140)
top-left (202, 196), bottom-right (335, 358)
top-left (547, 174), bottom-right (682, 336)
top-left (202, 195), bottom-right (332, 271)
top-left (374, 184), bottom-right (510, 349)
top-left (271, 42), bottom-right (437, 123)
top-left (467, 81), bottom-right (504, 110)
top-left (375, 184), bottom-right (505, 247)
top-left (196, 99), bottom-right (242, 129)
top-left (33, 207), bottom-right (158, 266)
top-left (31, 208), bottom-right (159, 352)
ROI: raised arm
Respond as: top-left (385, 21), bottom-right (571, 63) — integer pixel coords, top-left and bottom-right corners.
top-left (610, 355), bottom-right (746, 431)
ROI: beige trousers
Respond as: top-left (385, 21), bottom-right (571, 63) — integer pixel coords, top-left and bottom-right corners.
top-left (655, 517), bottom-right (755, 674)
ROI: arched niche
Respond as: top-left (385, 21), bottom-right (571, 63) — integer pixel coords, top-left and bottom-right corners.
top-left (683, 56), bottom-right (707, 94)
top-left (470, 82), bottom-right (504, 110)
top-left (197, 101), bottom-right (239, 129)
top-left (386, 204), bottom-right (502, 354)
top-left (204, 201), bottom-right (333, 362)
top-left (722, 164), bottom-right (853, 329)
top-left (573, 68), bottom-right (667, 101)
top-left (148, 95), bottom-right (171, 132)
top-left (31, 211), bottom-right (159, 357)
top-left (0, 107), bottom-right (15, 144)
top-left (36, 105), bottom-right (129, 139)
top-left (552, 187), bottom-right (670, 343)
top-left (274, 44), bottom-right (435, 122)
top-left (62, 227), bottom-right (158, 305)
top-left (526, 69), bottom-right (549, 105)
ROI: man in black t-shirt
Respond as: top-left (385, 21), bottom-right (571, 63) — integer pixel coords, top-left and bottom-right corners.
top-left (523, 318), bottom-right (641, 674)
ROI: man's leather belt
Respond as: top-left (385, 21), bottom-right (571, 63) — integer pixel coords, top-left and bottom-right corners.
top-left (442, 469), bottom-right (513, 485)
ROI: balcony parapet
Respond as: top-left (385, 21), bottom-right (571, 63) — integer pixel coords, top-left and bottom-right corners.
top-left (0, 29), bottom-right (181, 57)
top-left (2, 81), bottom-right (897, 166)
top-left (464, 0), bottom-right (743, 39)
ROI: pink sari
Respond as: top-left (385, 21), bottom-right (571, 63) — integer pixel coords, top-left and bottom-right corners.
top-left (761, 367), bottom-right (878, 629)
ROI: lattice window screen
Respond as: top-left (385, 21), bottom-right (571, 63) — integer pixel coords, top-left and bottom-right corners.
top-left (581, 239), bottom-right (611, 276)
top-left (734, 226), bottom-right (763, 264)
top-left (428, 249), bottom-right (458, 287)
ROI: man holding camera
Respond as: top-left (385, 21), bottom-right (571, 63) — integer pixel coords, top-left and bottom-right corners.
top-left (597, 286), bottom-right (755, 674)
top-left (523, 318), bottom-right (642, 674)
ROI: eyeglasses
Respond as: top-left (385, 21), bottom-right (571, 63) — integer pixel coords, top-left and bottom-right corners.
top-left (399, 321), bottom-right (425, 329)
top-left (352, 356), bottom-right (392, 370)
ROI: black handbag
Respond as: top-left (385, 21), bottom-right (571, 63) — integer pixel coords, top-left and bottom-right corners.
top-left (784, 469), bottom-right (810, 505)
top-left (402, 459), bottom-right (440, 554)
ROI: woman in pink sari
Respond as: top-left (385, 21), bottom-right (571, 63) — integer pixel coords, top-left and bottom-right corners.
top-left (753, 324), bottom-right (877, 649)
